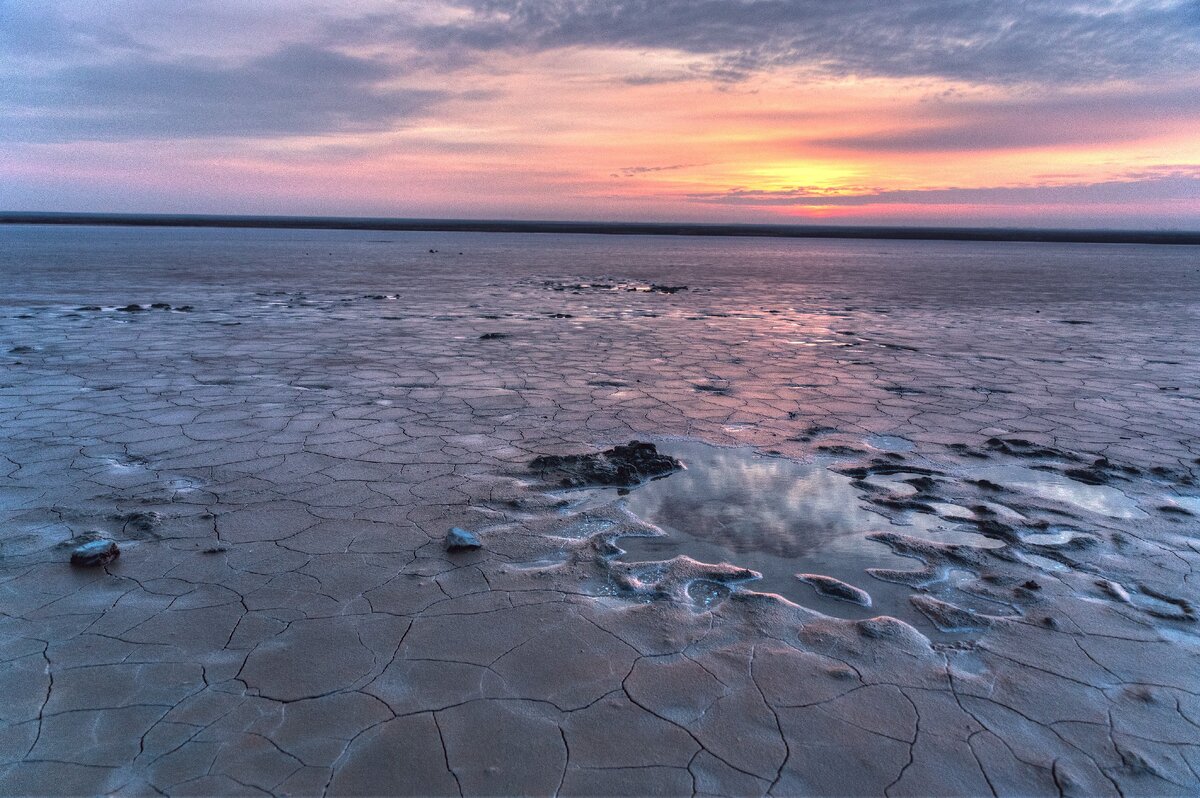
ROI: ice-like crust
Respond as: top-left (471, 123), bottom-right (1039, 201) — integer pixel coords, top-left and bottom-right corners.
top-left (1, 234), bottom-right (1198, 795)
top-left (795, 573), bottom-right (873, 606)
top-left (910, 595), bottom-right (995, 632)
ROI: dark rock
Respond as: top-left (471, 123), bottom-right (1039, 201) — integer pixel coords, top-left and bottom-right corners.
top-left (117, 304), bottom-right (145, 312)
top-left (817, 445), bottom-right (863, 456)
top-left (966, 478), bottom-right (1005, 491)
top-left (790, 423), bottom-right (836, 440)
top-left (1062, 467), bottom-right (1109, 486)
top-left (8, 345), bottom-right (34, 354)
top-left (176, 305), bottom-right (194, 312)
top-left (836, 461), bottom-right (941, 479)
top-left (70, 538), bottom-right (120, 567)
top-left (479, 332), bottom-right (509, 340)
top-left (530, 441), bottom-right (683, 488)
top-left (880, 498), bottom-right (936, 514)
top-left (446, 527), bottom-right (483, 551)
top-left (77, 305), bottom-right (102, 311)
top-left (150, 303), bottom-right (172, 310)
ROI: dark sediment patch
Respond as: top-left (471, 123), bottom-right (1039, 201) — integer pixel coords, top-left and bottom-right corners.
top-left (120, 510), bottom-right (162, 537)
top-left (983, 437), bottom-right (1075, 460)
top-left (530, 441), bottom-right (683, 489)
top-left (817, 445), bottom-right (865, 456)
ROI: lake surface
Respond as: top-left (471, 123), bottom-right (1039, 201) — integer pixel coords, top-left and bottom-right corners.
top-left (3, 223), bottom-right (1198, 308)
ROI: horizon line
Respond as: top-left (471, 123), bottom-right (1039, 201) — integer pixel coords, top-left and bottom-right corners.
top-left (3, 211), bottom-right (1199, 246)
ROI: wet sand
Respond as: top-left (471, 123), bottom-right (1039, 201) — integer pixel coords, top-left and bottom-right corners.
top-left (1, 227), bottom-right (1199, 795)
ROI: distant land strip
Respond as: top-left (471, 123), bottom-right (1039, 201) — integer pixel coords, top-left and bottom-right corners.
top-left (3, 212), bottom-right (1199, 245)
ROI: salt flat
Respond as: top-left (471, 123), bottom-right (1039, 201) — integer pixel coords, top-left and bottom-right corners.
top-left (1, 226), bottom-right (1198, 796)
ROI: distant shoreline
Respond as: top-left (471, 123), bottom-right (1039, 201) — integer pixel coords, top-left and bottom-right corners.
top-left (3, 211), bottom-right (1199, 246)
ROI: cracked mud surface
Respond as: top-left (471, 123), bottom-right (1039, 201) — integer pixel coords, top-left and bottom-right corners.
top-left (2, 226), bottom-right (1199, 796)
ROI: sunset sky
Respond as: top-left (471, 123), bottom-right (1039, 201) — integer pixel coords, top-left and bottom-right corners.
top-left (3, 1), bottom-right (1199, 227)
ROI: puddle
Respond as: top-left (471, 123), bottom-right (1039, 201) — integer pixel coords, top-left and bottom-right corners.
top-left (617, 441), bottom-right (986, 632)
top-left (864, 434), bottom-right (916, 452)
top-left (1017, 551), bottom-right (1068, 571)
top-left (1163, 496), bottom-right (1200, 514)
top-left (970, 465), bottom-right (1146, 518)
top-left (556, 516), bottom-right (616, 538)
top-left (917, 526), bottom-right (1007, 549)
top-left (168, 477), bottom-right (205, 494)
top-left (1021, 527), bottom-right (1079, 546)
top-left (927, 501), bottom-right (976, 520)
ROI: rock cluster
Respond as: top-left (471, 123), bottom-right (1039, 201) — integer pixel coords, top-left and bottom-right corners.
top-left (530, 441), bottom-right (683, 488)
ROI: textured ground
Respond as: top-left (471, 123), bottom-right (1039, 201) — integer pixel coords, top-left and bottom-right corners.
top-left (1, 228), bottom-right (1199, 796)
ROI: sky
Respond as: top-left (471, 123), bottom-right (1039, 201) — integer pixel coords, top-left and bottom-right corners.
top-left (2, 0), bottom-right (1199, 228)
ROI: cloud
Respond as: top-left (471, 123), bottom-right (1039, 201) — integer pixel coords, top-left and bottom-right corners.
top-left (686, 169), bottom-right (1200, 207)
top-left (387, 0), bottom-right (1200, 85)
top-left (809, 85), bottom-right (1200, 152)
top-left (4, 1), bottom-right (1198, 144)
top-left (1, 41), bottom-right (446, 141)
top-left (613, 163), bottom-right (699, 177)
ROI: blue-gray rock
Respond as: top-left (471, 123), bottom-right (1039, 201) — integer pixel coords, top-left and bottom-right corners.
top-left (446, 527), bottom-right (482, 551)
top-left (71, 538), bottom-right (120, 567)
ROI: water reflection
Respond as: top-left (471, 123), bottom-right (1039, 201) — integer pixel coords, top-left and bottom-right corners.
top-left (971, 465), bottom-right (1145, 518)
top-left (619, 441), bottom-right (938, 627)
top-left (624, 442), bottom-right (885, 559)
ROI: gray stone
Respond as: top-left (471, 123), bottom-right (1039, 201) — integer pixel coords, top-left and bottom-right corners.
top-left (445, 526), bottom-right (482, 550)
top-left (70, 538), bottom-right (120, 567)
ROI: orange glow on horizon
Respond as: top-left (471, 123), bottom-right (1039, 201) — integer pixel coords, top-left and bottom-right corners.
top-left (4, 39), bottom-right (1198, 226)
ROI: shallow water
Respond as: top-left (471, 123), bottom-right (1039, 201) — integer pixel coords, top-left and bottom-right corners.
top-left (618, 440), bottom-right (993, 629)
top-left (971, 464), bottom-right (1146, 518)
